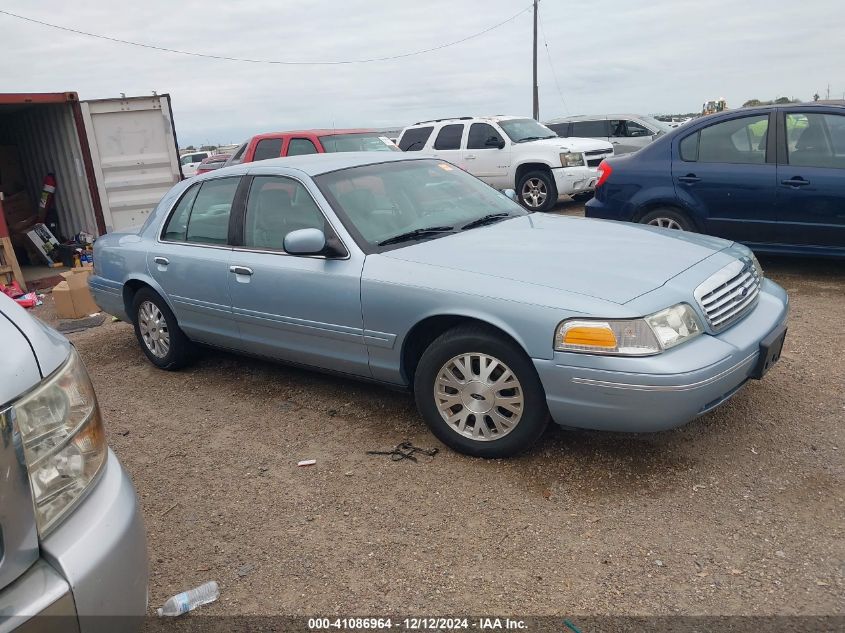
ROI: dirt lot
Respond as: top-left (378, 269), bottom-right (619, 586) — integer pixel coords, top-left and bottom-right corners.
top-left (35, 207), bottom-right (844, 616)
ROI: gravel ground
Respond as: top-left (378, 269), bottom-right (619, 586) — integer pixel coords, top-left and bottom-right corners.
top-left (36, 206), bottom-right (844, 616)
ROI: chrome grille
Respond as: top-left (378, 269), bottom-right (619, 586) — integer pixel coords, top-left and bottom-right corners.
top-left (694, 258), bottom-right (761, 330)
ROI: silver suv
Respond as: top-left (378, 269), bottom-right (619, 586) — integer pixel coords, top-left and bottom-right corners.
top-left (0, 294), bottom-right (147, 632)
top-left (545, 114), bottom-right (673, 155)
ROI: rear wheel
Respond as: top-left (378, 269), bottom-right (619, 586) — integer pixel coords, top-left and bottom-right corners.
top-left (414, 325), bottom-right (549, 458)
top-left (517, 170), bottom-right (558, 212)
top-left (132, 287), bottom-right (193, 370)
top-left (639, 207), bottom-right (694, 231)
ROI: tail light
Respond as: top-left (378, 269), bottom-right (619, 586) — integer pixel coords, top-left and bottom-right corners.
top-left (596, 160), bottom-right (613, 188)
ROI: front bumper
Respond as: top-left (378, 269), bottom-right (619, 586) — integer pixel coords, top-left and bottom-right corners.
top-left (533, 279), bottom-right (789, 432)
top-left (552, 166), bottom-right (600, 196)
top-left (0, 450), bottom-right (148, 633)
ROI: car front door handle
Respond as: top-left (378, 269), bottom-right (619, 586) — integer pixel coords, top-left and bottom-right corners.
top-left (229, 265), bottom-right (253, 276)
top-left (781, 177), bottom-right (810, 187)
top-left (678, 174), bottom-right (701, 184)
top-left (465, 154), bottom-right (477, 160)
top-left (153, 256), bottom-right (169, 266)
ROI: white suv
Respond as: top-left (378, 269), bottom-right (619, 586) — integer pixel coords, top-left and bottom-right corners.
top-left (397, 116), bottom-right (613, 212)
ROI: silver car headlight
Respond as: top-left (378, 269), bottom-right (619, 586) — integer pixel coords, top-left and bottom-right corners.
top-left (749, 252), bottom-right (764, 279)
top-left (560, 152), bottom-right (585, 167)
top-left (555, 303), bottom-right (703, 356)
top-left (13, 347), bottom-right (107, 536)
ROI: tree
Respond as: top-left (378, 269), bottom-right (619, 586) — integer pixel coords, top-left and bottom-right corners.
top-left (184, 145), bottom-right (196, 151)
top-left (813, 93), bottom-right (821, 102)
top-left (774, 97), bottom-right (792, 104)
top-left (743, 99), bottom-right (762, 107)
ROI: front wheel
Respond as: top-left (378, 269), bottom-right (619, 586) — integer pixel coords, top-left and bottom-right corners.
top-left (517, 170), bottom-right (558, 212)
top-left (414, 325), bottom-right (549, 458)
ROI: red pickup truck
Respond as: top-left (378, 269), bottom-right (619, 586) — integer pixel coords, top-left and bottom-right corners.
top-left (225, 129), bottom-right (398, 167)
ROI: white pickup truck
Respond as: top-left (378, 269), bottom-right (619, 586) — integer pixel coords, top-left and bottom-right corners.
top-left (397, 116), bottom-right (613, 212)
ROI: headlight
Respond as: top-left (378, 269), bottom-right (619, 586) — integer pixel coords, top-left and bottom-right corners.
top-left (555, 303), bottom-right (703, 356)
top-left (749, 252), bottom-right (764, 279)
top-left (13, 347), bottom-right (107, 536)
top-left (560, 152), bottom-right (585, 167)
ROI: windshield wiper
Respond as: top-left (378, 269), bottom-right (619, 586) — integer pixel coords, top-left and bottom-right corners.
top-left (515, 135), bottom-right (557, 143)
top-left (461, 213), bottom-right (511, 231)
top-left (377, 226), bottom-right (454, 247)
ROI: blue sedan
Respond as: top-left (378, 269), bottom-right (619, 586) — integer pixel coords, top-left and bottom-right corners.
top-left (90, 153), bottom-right (788, 457)
top-left (586, 103), bottom-right (845, 257)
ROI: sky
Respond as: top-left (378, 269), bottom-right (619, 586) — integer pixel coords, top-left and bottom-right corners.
top-left (2, 0), bottom-right (844, 146)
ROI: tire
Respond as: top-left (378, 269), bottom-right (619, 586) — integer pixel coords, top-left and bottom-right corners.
top-left (517, 169), bottom-right (558, 212)
top-left (131, 287), bottom-right (193, 370)
top-left (639, 207), bottom-right (694, 231)
top-left (413, 324), bottom-right (549, 458)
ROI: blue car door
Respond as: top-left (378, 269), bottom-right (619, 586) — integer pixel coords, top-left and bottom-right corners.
top-left (775, 108), bottom-right (845, 250)
top-left (146, 176), bottom-right (241, 349)
top-left (225, 173), bottom-right (370, 376)
top-left (672, 112), bottom-right (778, 244)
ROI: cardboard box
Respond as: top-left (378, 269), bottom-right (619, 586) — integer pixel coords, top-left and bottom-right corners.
top-left (53, 268), bottom-right (99, 319)
top-left (1, 191), bottom-right (37, 234)
top-left (0, 146), bottom-right (24, 194)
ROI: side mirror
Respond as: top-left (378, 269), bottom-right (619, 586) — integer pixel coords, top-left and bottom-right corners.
top-left (284, 228), bottom-right (326, 255)
top-left (486, 137), bottom-right (505, 149)
top-left (503, 189), bottom-right (518, 202)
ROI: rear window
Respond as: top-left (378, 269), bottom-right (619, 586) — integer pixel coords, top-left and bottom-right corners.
top-left (571, 120), bottom-right (609, 137)
top-left (546, 123), bottom-right (570, 137)
top-left (398, 126), bottom-right (433, 151)
top-left (319, 133), bottom-right (398, 153)
top-left (253, 138), bottom-right (283, 161)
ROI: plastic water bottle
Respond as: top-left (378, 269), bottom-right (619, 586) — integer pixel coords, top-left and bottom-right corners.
top-left (156, 581), bottom-right (219, 616)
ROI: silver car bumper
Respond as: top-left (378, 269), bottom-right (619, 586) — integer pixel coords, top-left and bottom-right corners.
top-left (0, 450), bottom-right (148, 633)
top-left (534, 279), bottom-right (789, 432)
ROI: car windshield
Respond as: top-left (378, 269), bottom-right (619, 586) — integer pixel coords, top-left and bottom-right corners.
top-left (319, 133), bottom-right (399, 153)
top-left (315, 159), bottom-right (526, 250)
top-left (641, 116), bottom-right (674, 135)
top-left (498, 118), bottom-right (557, 142)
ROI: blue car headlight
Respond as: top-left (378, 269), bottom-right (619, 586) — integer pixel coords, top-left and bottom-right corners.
top-left (555, 303), bottom-right (703, 355)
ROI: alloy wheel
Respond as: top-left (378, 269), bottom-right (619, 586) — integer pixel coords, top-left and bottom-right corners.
top-left (648, 217), bottom-right (684, 230)
top-left (521, 178), bottom-right (548, 209)
top-left (434, 353), bottom-right (524, 441)
top-left (138, 300), bottom-right (170, 358)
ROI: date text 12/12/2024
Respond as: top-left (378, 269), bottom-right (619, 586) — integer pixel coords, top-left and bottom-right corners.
top-left (307, 618), bottom-right (531, 630)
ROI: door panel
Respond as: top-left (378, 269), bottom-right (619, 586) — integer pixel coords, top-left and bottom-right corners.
top-left (429, 124), bottom-right (465, 167)
top-left (672, 114), bottom-right (778, 243)
top-left (227, 175), bottom-right (369, 376)
top-left (463, 122), bottom-right (510, 188)
top-left (775, 111), bottom-right (845, 248)
top-left (147, 177), bottom-right (240, 347)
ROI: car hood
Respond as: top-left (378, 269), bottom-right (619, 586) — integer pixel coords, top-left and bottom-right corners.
top-left (524, 136), bottom-right (613, 153)
top-left (381, 214), bottom-right (731, 305)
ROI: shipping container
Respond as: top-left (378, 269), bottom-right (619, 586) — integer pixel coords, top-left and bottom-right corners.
top-left (0, 92), bottom-right (182, 242)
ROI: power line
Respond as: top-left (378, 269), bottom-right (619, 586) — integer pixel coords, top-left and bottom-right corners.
top-left (0, 6), bottom-right (533, 65)
top-left (538, 7), bottom-right (570, 116)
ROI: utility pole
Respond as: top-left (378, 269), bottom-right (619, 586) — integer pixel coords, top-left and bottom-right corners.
top-left (532, 0), bottom-right (539, 120)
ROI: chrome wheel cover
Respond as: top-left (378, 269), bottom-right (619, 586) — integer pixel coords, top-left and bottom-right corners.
top-left (521, 177), bottom-right (548, 209)
top-left (434, 353), bottom-right (524, 441)
top-left (138, 300), bottom-right (170, 358)
top-left (648, 217), bottom-right (684, 230)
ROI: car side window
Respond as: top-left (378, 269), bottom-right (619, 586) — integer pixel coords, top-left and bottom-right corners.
top-left (184, 177), bottom-right (240, 245)
top-left (571, 120), bottom-right (609, 137)
top-left (433, 124), bottom-right (464, 150)
top-left (243, 176), bottom-right (326, 251)
top-left (625, 121), bottom-right (652, 137)
top-left (467, 123), bottom-right (504, 149)
top-left (695, 115), bottom-right (769, 164)
top-left (679, 133), bottom-right (699, 162)
top-left (785, 113), bottom-right (845, 169)
top-left (287, 138), bottom-right (318, 156)
top-left (253, 138), bottom-right (283, 161)
top-left (228, 142), bottom-right (248, 166)
top-left (162, 184), bottom-right (201, 241)
top-left (398, 126), bottom-right (433, 151)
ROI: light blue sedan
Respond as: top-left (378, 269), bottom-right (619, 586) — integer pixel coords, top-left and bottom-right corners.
top-left (90, 153), bottom-right (789, 457)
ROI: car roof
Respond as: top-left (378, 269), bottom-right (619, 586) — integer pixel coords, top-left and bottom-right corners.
top-left (545, 114), bottom-right (650, 123)
top-left (251, 129), bottom-right (378, 140)
top-left (211, 151), bottom-right (427, 178)
top-left (406, 115), bottom-right (522, 127)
